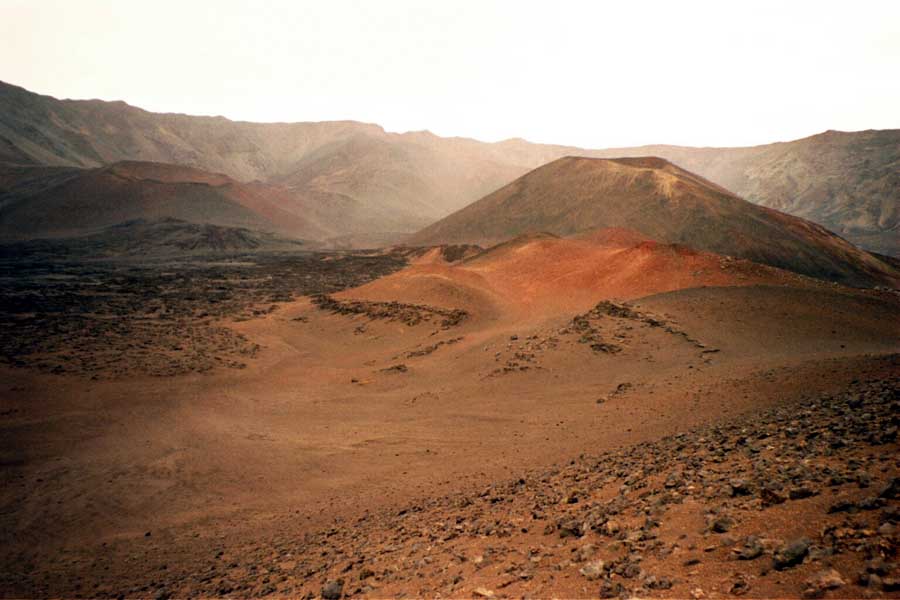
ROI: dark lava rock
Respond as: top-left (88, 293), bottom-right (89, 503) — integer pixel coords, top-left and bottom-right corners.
top-left (729, 577), bottom-right (750, 596)
top-left (857, 496), bottom-right (886, 510)
top-left (827, 500), bottom-right (856, 514)
top-left (856, 471), bottom-right (872, 488)
top-left (620, 562), bottom-right (641, 579)
top-left (598, 580), bottom-right (627, 599)
top-left (730, 479), bottom-right (753, 497)
top-left (774, 538), bottom-right (811, 570)
top-left (558, 518), bottom-right (584, 538)
top-left (647, 575), bottom-right (672, 590)
top-left (865, 558), bottom-right (893, 576)
top-left (664, 472), bottom-right (683, 489)
top-left (321, 579), bottom-right (344, 600)
top-left (789, 486), bottom-right (818, 500)
top-left (879, 477), bottom-right (900, 499)
top-left (710, 516), bottom-right (734, 534)
top-left (737, 536), bottom-right (765, 560)
top-left (761, 487), bottom-right (786, 506)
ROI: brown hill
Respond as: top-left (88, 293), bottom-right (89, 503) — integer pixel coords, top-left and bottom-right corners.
top-left (0, 81), bottom-right (525, 237)
top-left (0, 161), bottom-right (327, 241)
top-left (595, 130), bottom-right (900, 257)
top-left (408, 157), bottom-right (899, 288)
top-left (2, 81), bottom-right (896, 253)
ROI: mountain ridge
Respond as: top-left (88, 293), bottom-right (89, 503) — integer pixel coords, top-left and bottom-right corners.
top-left (1, 80), bottom-right (897, 255)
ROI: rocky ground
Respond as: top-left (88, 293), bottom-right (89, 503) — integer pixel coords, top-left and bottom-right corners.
top-left (487, 300), bottom-right (715, 377)
top-left (0, 252), bottom-right (404, 378)
top-left (274, 367), bottom-right (900, 600)
top-left (311, 295), bottom-right (469, 331)
top-left (6, 359), bottom-right (896, 599)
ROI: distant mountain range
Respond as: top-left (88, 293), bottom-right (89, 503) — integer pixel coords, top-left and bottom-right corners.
top-left (0, 80), bottom-right (896, 257)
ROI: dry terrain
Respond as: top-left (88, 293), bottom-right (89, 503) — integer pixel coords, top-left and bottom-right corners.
top-left (408, 158), bottom-right (898, 288)
top-left (1, 230), bottom-right (898, 598)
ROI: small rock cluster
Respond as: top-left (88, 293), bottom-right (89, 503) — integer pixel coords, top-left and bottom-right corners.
top-left (311, 295), bottom-right (468, 330)
top-left (565, 300), bottom-right (711, 354)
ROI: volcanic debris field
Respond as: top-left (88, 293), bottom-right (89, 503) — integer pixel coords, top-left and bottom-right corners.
top-left (0, 251), bottom-right (405, 378)
top-left (4, 365), bottom-right (897, 598)
top-left (282, 369), bottom-right (900, 600)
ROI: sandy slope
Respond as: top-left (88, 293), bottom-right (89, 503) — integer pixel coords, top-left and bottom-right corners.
top-left (348, 229), bottom-right (816, 321)
top-left (0, 234), bottom-right (898, 597)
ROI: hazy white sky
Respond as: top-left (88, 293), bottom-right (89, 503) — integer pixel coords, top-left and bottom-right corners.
top-left (2, 0), bottom-right (898, 148)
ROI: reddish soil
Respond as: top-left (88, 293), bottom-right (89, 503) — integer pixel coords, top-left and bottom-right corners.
top-left (0, 241), bottom-right (898, 598)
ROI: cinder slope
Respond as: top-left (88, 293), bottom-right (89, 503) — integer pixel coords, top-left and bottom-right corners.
top-left (598, 130), bottom-right (900, 256)
top-left (344, 227), bottom-right (813, 321)
top-left (408, 157), bottom-right (899, 288)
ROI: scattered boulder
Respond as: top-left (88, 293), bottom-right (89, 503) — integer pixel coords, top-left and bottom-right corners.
top-left (802, 568), bottom-right (845, 598)
top-left (575, 543), bottom-right (597, 562)
top-left (710, 515), bottom-right (734, 534)
top-left (579, 560), bottom-right (606, 581)
top-left (603, 520), bottom-right (621, 537)
top-left (729, 576), bottom-right (750, 596)
top-left (879, 478), bottom-right (899, 499)
top-left (789, 486), bottom-right (818, 500)
top-left (827, 499), bottom-right (856, 513)
top-left (321, 579), bottom-right (343, 600)
top-left (865, 558), bottom-right (893, 576)
top-left (558, 518), bottom-right (584, 538)
top-left (730, 479), bottom-right (753, 497)
top-left (761, 486), bottom-right (787, 506)
top-left (736, 536), bottom-right (765, 560)
top-left (773, 538), bottom-right (811, 570)
top-left (598, 580), bottom-right (627, 599)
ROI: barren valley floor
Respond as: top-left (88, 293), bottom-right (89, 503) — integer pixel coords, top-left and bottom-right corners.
top-left (0, 252), bottom-right (898, 599)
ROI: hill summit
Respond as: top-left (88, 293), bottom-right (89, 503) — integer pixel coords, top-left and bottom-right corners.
top-left (408, 156), bottom-right (898, 288)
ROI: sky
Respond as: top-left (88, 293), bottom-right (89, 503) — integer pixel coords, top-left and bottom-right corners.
top-left (2, 0), bottom-right (899, 148)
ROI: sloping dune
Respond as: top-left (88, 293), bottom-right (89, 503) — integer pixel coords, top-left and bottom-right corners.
top-left (341, 228), bottom-right (814, 321)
